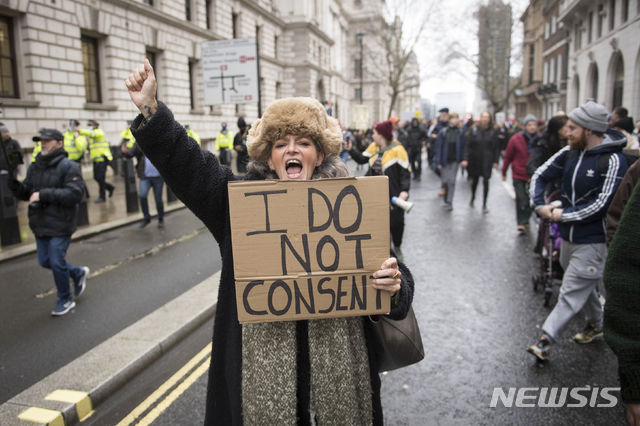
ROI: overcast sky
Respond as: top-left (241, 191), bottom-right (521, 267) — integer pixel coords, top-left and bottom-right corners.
top-left (403, 0), bottom-right (531, 110)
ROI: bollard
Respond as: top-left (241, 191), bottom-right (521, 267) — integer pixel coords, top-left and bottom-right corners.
top-left (0, 170), bottom-right (21, 246)
top-left (123, 158), bottom-right (139, 213)
top-left (166, 185), bottom-right (177, 203)
top-left (110, 145), bottom-right (123, 176)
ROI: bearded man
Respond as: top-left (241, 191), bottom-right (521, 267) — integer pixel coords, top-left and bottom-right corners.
top-left (526, 100), bottom-right (629, 361)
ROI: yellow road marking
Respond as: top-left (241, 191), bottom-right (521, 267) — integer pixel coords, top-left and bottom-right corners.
top-left (45, 389), bottom-right (93, 422)
top-left (116, 343), bottom-right (211, 426)
top-left (135, 356), bottom-right (211, 426)
top-left (18, 407), bottom-right (64, 426)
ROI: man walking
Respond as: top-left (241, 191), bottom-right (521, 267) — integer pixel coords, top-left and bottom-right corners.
top-left (0, 124), bottom-right (23, 179)
top-left (9, 129), bottom-right (89, 316)
top-left (435, 112), bottom-right (465, 210)
top-left (527, 101), bottom-right (629, 361)
top-left (405, 117), bottom-right (429, 181)
top-left (502, 114), bottom-right (539, 233)
top-left (80, 120), bottom-right (114, 203)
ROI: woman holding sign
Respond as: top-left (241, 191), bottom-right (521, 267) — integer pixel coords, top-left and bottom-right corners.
top-left (125, 59), bottom-right (415, 426)
top-left (344, 121), bottom-right (411, 259)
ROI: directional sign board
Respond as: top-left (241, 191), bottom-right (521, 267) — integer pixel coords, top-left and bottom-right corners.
top-left (202, 38), bottom-right (259, 106)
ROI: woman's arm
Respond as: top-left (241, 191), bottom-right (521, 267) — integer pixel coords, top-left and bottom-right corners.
top-left (126, 60), bottom-right (233, 241)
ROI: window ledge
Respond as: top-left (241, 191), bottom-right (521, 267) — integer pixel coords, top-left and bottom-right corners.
top-left (190, 108), bottom-right (206, 115)
top-left (84, 102), bottom-right (118, 111)
top-left (0, 98), bottom-right (40, 108)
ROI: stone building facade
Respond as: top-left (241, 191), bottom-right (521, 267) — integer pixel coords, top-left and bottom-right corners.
top-left (515, 0), bottom-right (545, 120)
top-left (0, 0), bottom-right (421, 152)
top-left (559, 0), bottom-right (640, 114)
top-left (539, 0), bottom-right (569, 119)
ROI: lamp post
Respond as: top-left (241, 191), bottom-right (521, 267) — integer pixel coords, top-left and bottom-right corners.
top-left (356, 32), bottom-right (365, 104)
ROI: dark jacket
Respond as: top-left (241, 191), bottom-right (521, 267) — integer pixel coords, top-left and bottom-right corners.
top-left (606, 160), bottom-right (640, 245)
top-left (530, 129), bottom-right (629, 244)
top-left (463, 126), bottom-right (500, 178)
top-left (526, 135), bottom-right (566, 178)
top-left (0, 137), bottom-right (24, 179)
top-left (604, 179), bottom-right (640, 404)
top-left (435, 126), bottom-right (465, 167)
top-left (405, 120), bottom-right (428, 150)
top-left (10, 148), bottom-right (84, 237)
top-left (131, 102), bottom-right (414, 426)
top-left (121, 142), bottom-right (151, 179)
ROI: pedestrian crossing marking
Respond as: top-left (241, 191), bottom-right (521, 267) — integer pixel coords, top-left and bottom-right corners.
top-left (45, 389), bottom-right (93, 422)
top-left (18, 407), bottom-right (64, 426)
top-left (116, 343), bottom-right (212, 426)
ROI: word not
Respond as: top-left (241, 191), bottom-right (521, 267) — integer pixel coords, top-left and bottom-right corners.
top-left (489, 387), bottom-right (620, 408)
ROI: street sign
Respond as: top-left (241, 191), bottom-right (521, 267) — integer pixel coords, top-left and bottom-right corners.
top-left (202, 38), bottom-right (259, 106)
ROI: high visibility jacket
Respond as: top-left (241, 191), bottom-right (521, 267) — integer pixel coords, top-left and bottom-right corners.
top-left (187, 129), bottom-right (201, 146)
top-left (31, 141), bottom-right (42, 163)
top-left (215, 131), bottom-right (233, 150)
top-left (80, 128), bottom-right (113, 162)
top-left (121, 128), bottom-right (136, 149)
top-left (63, 131), bottom-right (88, 161)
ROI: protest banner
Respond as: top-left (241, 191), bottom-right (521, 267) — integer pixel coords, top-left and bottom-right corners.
top-left (228, 176), bottom-right (391, 323)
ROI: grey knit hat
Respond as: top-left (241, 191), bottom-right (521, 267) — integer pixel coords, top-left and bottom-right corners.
top-left (568, 100), bottom-right (608, 132)
top-left (522, 114), bottom-right (537, 126)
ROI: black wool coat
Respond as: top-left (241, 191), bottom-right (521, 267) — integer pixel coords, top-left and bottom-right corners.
top-left (131, 102), bottom-right (415, 426)
top-left (463, 126), bottom-right (500, 179)
top-left (10, 149), bottom-right (84, 237)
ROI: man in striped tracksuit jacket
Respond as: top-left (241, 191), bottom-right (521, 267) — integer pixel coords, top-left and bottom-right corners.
top-left (526, 100), bottom-right (629, 361)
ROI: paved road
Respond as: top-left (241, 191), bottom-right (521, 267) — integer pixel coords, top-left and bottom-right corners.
top-left (90, 163), bottom-right (625, 425)
top-left (4, 161), bottom-right (626, 424)
top-left (0, 208), bottom-right (220, 404)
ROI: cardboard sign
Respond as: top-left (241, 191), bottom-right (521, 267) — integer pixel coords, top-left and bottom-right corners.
top-left (228, 176), bottom-right (391, 323)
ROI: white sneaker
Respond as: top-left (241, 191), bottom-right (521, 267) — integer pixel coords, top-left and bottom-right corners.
top-left (75, 266), bottom-right (90, 298)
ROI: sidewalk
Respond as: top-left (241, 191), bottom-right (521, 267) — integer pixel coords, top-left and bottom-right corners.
top-left (0, 163), bottom-right (185, 263)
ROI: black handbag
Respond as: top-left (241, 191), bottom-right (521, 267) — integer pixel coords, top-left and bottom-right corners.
top-left (369, 306), bottom-right (424, 372)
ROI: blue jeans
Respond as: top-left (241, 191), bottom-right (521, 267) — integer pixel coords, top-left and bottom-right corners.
top-left (36, 236), bottom-right (83, 302)
top-left (139, 176), bottom-right (164, 221)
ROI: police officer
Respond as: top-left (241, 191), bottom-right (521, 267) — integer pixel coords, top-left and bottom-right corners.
top-left (0, 124), bottom-right (23, 179)
top-left (184, 124), bottom-right (201, 146)
top-left (79, 120), bottom-right (114, 203)
top-left (64, 120), bottom-right (88, 163)
top-left (215, 122), bottom-right (233, 166)
top-left (9, 128), bottom-right (89, 316)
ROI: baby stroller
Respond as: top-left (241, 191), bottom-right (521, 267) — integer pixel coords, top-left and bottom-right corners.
top-left (532, 193), bottom-right (564, 307)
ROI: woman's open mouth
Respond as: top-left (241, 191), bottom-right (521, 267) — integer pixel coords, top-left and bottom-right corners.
top-left (285, 159), bottom-right (303, 179)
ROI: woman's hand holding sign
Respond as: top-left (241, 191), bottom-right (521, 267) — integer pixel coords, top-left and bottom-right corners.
top-left (125, 58), bottom-right (158, 118)
top-left (372, 257), bottom-right (401, 296)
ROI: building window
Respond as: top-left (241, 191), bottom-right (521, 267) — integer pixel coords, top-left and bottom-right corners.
top-left (275, 81), bottom-right (281, 99)
top-left (551, 14), bottom-right (557, 33)
top-left (0, 16), bottom-right (18, 98)
top-left (589, 64), bottom-right (599, 101)
top-left (621, 0), bottom-right (629, 22)
top-left (81, 35), bottom-right (101, 103)
top-left (575, 21), bottom-right (582, 50)
top-left (544, 21), bottom-right (550, 39)
top-left (206, 0), bottom-right (212, 30)
top-left (528, 44), bottom-right (534, 84)
top-left (612, 55), bottom-right (624, 107)
top-left (355, 88), bottom-right (362, 101)
top-left (609, 0), bottom-right (616, 30)
top-left (232, 13), bottom-right (238, 38)
top-left (142, 0), bottom-right (153, 4)
top-left (587, 11), bottom-right (593, 43)
top-left (549, 56), bottom-right (555, 83)
top-left (354, 59), bottom-right (362, 79)
top-left (597, 4), bottom-right (604, 38)
top-left (189, 59), bottom-right (198, 110)
top-left (274, 35), bottom-right (278, 59)
top-left (557, 54), bottom-right (562, 84)
top-left (543, 60), bottom-right (549, 84)
top-left (185, 0), bottom-right (192, 21)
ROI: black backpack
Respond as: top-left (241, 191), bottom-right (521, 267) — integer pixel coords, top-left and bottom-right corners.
top-left (597, 150), bottom-right (639, 174)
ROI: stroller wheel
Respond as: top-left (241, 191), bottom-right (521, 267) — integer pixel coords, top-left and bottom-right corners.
top-left (544, 288), bottom-right (553, 307)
